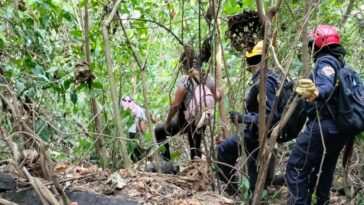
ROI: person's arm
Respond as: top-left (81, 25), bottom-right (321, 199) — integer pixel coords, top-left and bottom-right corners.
top-left (138, 120), bottom-right (146, 133)
top-left (314, 63), bottom-right (336, 101)
top-left (164, 87), bottom-right (187, 127)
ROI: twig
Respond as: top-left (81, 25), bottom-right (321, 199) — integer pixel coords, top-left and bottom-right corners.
top-left (33, 177), bottom-right (61, 205)
top-left (114, 18), bottom-right (184, 46)
top-left (0, 198), bottom-right (19, 205)
top-left (23, 167), bottom-right (49, 205)
top-left (270, 45), bottom-right (288, 78)
top-left (313, 107), bottom-right (327, 196)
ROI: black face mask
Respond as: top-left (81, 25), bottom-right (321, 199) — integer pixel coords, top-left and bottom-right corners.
top-left (246, 55), bottom-right (262, 66)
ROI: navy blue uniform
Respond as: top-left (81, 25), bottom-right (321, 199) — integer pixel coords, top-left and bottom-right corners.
top-left (217, 69), bottom-right (280, 194)
top-left (285, 54), bottom-right (349, 205)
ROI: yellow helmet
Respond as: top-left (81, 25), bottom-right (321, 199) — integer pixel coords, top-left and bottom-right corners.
top-left (245, 41), bottom-right (263, 58)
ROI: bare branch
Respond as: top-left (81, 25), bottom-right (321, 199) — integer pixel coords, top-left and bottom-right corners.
top-left (342, 0), bottom-right (355, 25)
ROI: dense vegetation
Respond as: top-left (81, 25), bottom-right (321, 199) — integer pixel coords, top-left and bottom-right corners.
top-left (0, 0), bottom-right (363, 204)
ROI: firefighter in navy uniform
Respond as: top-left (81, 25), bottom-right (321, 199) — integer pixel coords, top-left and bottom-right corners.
top-left (285, 25), bottom-right (349, 205)
top-left (217, 41), bottom-right (281, 197)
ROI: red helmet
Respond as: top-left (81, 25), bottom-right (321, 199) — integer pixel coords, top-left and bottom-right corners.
top-left (308, 25), bottom-right (341, 48)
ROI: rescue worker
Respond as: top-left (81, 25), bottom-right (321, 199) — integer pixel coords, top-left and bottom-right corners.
top-left (154, 56), bottom-right (219, 162)
top-left (286, 25), bottom-right (349, 205)
top-left (217, 41), bottom-right (281, 197)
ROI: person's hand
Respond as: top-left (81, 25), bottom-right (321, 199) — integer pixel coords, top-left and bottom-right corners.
top-left (163, 122), bottom-right (171, 135)
top-left (295, 79), bottom-right (319, 101)
top-left (229, 111), bottom-right (243, 124)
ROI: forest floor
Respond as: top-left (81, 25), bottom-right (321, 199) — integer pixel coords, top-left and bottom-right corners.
top-left (0, 135), bottom-right (356, 205)
top-left (0, 155), bottom-right (350, 205)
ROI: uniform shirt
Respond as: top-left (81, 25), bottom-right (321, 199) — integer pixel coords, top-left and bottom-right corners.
top-left (244, 69), bottom-right (280, 124)
top-left (305, 54), bottom-right (342, 119)
top-left (176, 74), bottom-right (214, 111)
top-left (129, 105), bottom-right (147, 134)
top-left (243, 69), bottom-right (280, 138)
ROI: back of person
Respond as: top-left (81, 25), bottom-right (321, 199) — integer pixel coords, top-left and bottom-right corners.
top-left (180, 74), bottom-right (215, 129)
top-left (154, 56), bottom-right (218, 163)
top-left (217, 41), bottom-right (282, 198)
top-left (285, 25), bottom-right (351, 205)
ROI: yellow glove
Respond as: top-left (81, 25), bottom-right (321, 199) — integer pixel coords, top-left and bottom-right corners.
top-left (295, 79), bottom-right (319, 101)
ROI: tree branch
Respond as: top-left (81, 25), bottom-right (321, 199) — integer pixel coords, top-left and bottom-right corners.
top-left (101, 0), bottom-right (135, 170)
top-left (115, 18), bottom-right (184, 46)
top-left (119, 14), bottom-right (160, 169)
top-left (342, 0), bottom-right (355, 25)
top-left (211, 0), bottom-right (229, 139)
top-left (83, 0), bottom-right (107, 168)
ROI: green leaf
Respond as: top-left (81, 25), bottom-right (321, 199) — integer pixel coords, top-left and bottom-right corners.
top-left (171, 151), bottom-right (181, 161)
top-left (92, 81), bottom-right (103, 89)
top-left (16, 81), bottom-right (25, 93)
top-left (71, 29), bottom-right (83, 38)
top-left (73, 105), bottom-right (78, 113)
top-left (35, 120), bottom-right (51, 142)
top-left (70, 90), bottom-right (78, 104)
top-left (63, 79), bottom-right (71, 90)
top-left (26, 87), bottom-right (36, 97)
top-left (75, 84), bottom-right (87, 91)
top-left (79, 0), bottom-right (87, 7)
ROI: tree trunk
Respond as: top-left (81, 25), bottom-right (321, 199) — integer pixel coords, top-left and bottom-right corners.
top-left (342, 0), bottom-right (355, 25)
top-left (101, 0), bottom-right (132, 169)
top-left (119, 18), bottom-right (160, 168)
top-left (83, 0), bottom-right (107, 169)
top-left (251, 1), bottom-right (282, 204)
top-left (211, 0), bottom-right (229, 139)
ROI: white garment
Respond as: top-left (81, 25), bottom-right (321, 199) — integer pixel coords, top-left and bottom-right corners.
top-left (128, 105), bottom-right (146, 133)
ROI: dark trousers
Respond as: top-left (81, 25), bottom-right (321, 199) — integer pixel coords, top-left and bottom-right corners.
top-left (217, 135), bottom-right (275, 194)
top-left (154, 113), bottom-right (202, 161)
top-left (129, 132), bottom-right (145, 162)
top-left (285, 120), bottom-right (348, 205)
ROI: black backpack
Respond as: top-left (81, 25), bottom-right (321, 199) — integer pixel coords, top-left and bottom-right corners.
top-left (335, 64), bottom-right (364, 136)
top-left (319, 55), bottom-right (364, 167)
top-left (317, 55), bottom-right (364, 136)
top-left (275, 81), bottom-right (307, 143)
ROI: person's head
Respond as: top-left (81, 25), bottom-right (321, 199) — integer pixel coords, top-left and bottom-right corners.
top-left (308, 25), bottom-right (346, 60)
top-left (120, 96), bottom-right (138, 116)
top-left (182, 55), bottom-right (204, 82)
top-left (245, 41), bottom-right (263, 72)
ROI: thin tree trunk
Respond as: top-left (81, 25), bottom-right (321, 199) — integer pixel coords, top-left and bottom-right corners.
top-left (251, 1), bottom-right (282, 204)
top-left (101, 0), bottom-right (132, 169)
top-left (211, 0), bottom-right (229, 139)
top-left (83, 0), bottom-right (107, 169)
top-left (251, 1), bottom-right (320, 203)
top-left (119, 18), bottom-right (160, 168)
top-left (342, 0), bottom-right (355, 25)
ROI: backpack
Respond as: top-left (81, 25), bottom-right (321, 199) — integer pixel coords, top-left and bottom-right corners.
top-left (318, 55), bottom-right (364, 167)
top-left (335, 64), bottom-right (364, 136)
top-left (317, 55), bottom-right (364, 136)
top-left (183, 78), bottom-right (215, 129)
top-left (275, 80), bottom-right (307, 143)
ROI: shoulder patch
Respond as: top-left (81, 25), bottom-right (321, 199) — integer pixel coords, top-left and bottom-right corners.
top-left (321, 66), bottom-right (335, 77)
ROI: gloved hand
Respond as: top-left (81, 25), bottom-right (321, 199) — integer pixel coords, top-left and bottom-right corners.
top-left (295, 79), bottom-right (319, 101)
top-left (229, 111), bottom-right (243, 124)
